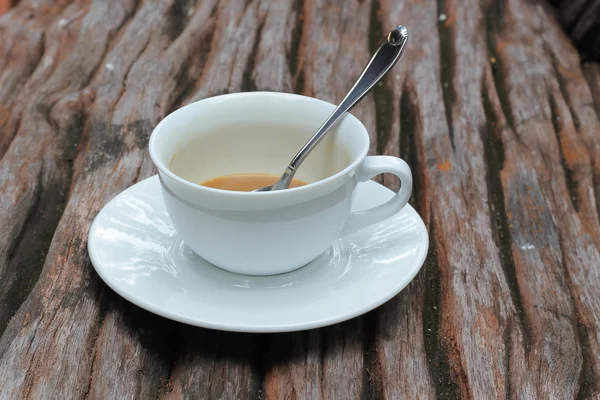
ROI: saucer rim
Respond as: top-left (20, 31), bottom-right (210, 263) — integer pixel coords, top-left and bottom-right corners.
top-left (88, 175), bottom-right (429, 333)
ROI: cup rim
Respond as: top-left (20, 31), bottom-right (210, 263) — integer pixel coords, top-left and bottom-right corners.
top-left (148, 91), bottom-right (370, 197)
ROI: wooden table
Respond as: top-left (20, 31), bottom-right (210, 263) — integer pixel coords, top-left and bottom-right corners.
top-left (1, 0), bottom-right (600, 398)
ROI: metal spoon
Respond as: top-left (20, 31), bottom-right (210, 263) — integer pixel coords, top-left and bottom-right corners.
top-left (254, 25), bottom-right (409, 192)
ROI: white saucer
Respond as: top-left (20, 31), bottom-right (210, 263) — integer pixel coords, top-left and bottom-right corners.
top-left (88, 175), bottom-right (429, 332)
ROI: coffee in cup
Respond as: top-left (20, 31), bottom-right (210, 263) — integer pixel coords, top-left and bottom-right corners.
top-left (199, 173), bottom-right (307, 192)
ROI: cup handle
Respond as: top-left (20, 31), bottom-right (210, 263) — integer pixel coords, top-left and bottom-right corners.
top-left (339, 156), bottom-right (412, 237)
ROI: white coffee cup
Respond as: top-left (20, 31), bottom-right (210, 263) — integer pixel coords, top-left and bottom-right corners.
top-left (149, 92), bottom-right (412, 275)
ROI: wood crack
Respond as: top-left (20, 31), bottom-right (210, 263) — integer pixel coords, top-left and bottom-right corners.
top-left (483, 0), bottom-right (533, 351)
top-left (369, 0), bottom-right (394, 159)
top-left (241, 19), bottom-right (264, 91)
top-left (169, 1), bottom-right (219, 111)
top-left (422, 213), bottom-right (461, 399)
top-left (485, 0), bottom-right (517, 134)
top-left (83, 291), bottom-right (109, 400)
top-left (363, 312), bottom-right (382, 400)
top-left (131, 160), bottom-right (143, 184)
top-left (548, 93), bottom-right (580, 211)
top-left (254, 335), bottom-right (269, 400)
top-left (437, 0), bottom-right (456, 151)
top-left (318, 328), bottom-right (326, 397)
top-left (0, 169), bottom-right (43, 335)
top-left (574, 319), bottom-right (595, 400)
top-left (481, 73), bottom-right (532, 352)
top-left (288, 0), bottom-right (306, 94)
top-left (108, 36), bottom-right (145, 118)
top-left (290, 0), bottom-right (309, 94)
top-left (546, 44), bottom-right (582, 132)
top-left (166, 0), bottom-right (197, 42)
top-left (399, 80), bottom-right (426, 215)
top-left (155, 343), bottom-right (177, 399)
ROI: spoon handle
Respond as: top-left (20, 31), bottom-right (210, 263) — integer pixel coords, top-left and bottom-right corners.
top-left (271, 26), bottom-right (409, 191)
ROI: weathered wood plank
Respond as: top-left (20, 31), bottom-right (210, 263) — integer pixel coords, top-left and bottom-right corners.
top-left (258, 1), bottom-right (375, 399)
top-left (373, 0), bottom-right (600, 398)
top-left (484, 5), bottom-right (582, 396)
top-left (84, 1), bottom-right (209, 397)
top-left (371, 1), bottom-right (439, 398)
top-left (0, 0), bottom-right (83, 158)
top-left (376, 0), bottom-right (528, 398)
top-left (485, 0), bottom-right (600, 397)
top-left (0, 1), bottom-right (116, 341)
top-left (0, 0), bottom-right (599, 398)
top-left (540, 6), bottom-right (600, 397)
top-left (0, 0), bottom-right (183, 397)
top-left (0, 0), bottom-right (87, 333)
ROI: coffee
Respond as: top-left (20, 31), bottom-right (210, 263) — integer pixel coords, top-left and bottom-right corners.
top-left (200, 173), bottom-right (307, 192)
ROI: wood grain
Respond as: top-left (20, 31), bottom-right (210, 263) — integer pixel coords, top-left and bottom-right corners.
top-left (0, 0), bottom-right (599, 398)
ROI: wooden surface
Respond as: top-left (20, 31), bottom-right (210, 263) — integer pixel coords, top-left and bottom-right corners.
top-left (1, 0), bottom-right (600, 398)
